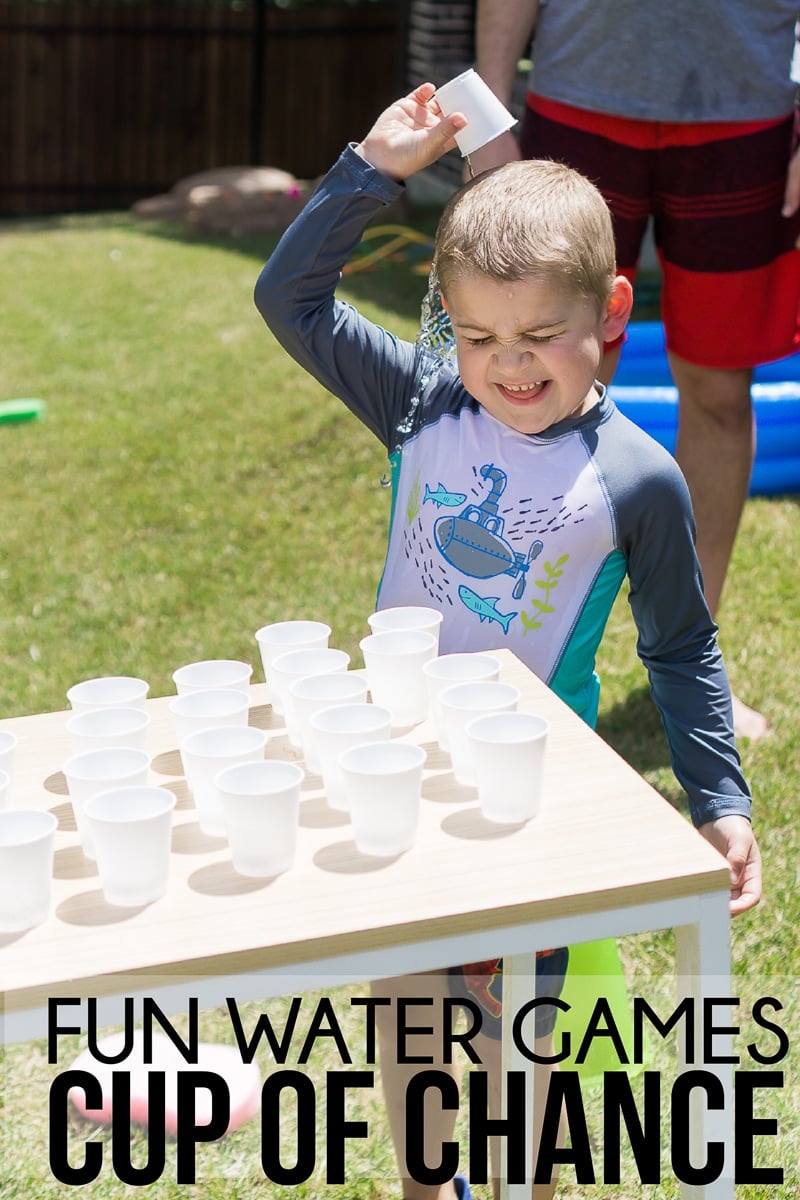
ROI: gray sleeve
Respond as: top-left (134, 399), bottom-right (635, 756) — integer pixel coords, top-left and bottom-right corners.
top-left (254, 144), bottom-right (430, 450)
top-left (600, 408), bottom-right (752, 827)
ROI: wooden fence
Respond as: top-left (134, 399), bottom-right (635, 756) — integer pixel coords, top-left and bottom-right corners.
top-left (0, 2), bottom-right (403, 215)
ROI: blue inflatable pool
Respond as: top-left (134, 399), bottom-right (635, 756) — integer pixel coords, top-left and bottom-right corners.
top-left (610, 322), bottom-right (800, 496)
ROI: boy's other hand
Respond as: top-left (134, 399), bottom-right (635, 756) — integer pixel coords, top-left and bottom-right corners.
top-left (355, 83), bottom-right (468, 182)
top-left (699, 814), bottom-right (762, 916)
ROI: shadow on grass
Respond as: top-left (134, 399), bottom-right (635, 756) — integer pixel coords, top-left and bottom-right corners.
top-left (128, 211), bottom-right (442, 325)
top-left (596, 683), bottom-right (671, 776)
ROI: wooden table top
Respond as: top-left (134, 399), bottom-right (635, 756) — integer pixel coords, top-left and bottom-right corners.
top-left (0, 650), bottom-right (729, 1017)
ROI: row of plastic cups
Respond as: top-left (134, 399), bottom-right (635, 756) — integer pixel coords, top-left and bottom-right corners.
top-left (63, 661), bottom-right (255, 755)
top-left (66, 661), bottom-right (253, 714)
top-left (202, 698), bottom-right (551, 871)
top-left (6, 692), bottom-right (550, 930)
top-left (62, 724), bottom-right (421, 891)
top-left (173, 702), bottom-right (388, 839)
top-left (201, 737), bottom-right (426, 868)
top-left (253, 608), bottom-right (443, 731)
top-left (0, 679), bottom-right (152, 929)
top-left (252, 625), bottom-right (550, 825)
top-left (180, 737), bottom-right (426, 873)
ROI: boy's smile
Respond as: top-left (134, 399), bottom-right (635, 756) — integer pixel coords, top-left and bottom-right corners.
top-left (443, 272), bottom-right (631, 435)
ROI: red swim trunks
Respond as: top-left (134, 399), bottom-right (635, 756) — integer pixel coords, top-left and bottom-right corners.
top-left (447, 947), bottom-right (569, 1040)
top-left (521, 94), bottom-right (800, 369)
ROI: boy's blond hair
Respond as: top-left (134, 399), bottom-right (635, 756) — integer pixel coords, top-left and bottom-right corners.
top-left (433, 158), bottom-right (617, 311)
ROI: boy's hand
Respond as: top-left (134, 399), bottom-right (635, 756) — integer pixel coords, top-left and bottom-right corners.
top-left (698, 814), bottom-right (762, 917)
top-left (355, 83), bottom-right (468, 182)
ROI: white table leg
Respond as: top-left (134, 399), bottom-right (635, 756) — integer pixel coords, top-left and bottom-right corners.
top-left (501, 951), bottom-right (538, 1200)
top-left (675, 889), bottom-right (733, 1200)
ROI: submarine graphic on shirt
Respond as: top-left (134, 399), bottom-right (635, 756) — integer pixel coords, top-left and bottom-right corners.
top-left (398, 460), bottom-right (565, 639)
top-left (378, 406), bottom-right (615, 680)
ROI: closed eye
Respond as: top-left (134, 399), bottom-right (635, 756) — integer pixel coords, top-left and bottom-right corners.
top-left (463, 332), bottom-right (560, 347)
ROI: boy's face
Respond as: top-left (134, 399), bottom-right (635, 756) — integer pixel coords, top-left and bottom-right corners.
top-left (442, 272), bottom-right (631, 436)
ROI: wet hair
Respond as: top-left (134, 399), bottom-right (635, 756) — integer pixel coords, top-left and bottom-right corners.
top-left (433, 158), bottom-right (617, 311)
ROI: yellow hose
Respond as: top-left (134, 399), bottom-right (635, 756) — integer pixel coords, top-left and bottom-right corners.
top-left (343, 224), bottom-right (434, 275)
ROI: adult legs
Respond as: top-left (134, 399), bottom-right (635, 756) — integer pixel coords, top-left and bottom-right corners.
top-left (667, 353), bottom-right (767, 740)
top-left (473, 1028), bottom-right (563, 1200)
top-left (372, 972), bottom-right (463, 1200)
top-left (372, 972), bottom-right (563, 1200)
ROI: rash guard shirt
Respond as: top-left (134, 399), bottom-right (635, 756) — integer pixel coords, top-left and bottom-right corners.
top-left (254, 144), bottom-right (751, 829)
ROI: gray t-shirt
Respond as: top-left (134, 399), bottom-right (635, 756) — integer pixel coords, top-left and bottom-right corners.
top-left (530, 0), bottom-right (797, 122)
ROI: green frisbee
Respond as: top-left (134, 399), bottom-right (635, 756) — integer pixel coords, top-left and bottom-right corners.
top-left (0, 398), bottom-right (46, 424)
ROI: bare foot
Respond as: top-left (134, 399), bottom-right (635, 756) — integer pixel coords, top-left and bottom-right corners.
top-left (731, 693), bottom-right (769, 742)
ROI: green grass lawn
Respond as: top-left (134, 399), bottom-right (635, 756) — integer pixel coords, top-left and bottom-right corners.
top-left (0, 212), bottom-right (798, 1197)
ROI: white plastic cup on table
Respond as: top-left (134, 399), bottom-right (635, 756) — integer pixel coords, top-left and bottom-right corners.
top-left (339, 740), bottom-right (426, 857)
top-left (466, 711), bottom-right (550, 824)
top-left (169, 688), bottom-right (250, 748)
top-left (0, 730), bottom-right (17, 805)
top-left (310, 702), bottom-right (392, 811)
top-left (359, 630), bottom-right (437, 726)
top-left (269, 647), bottom-right (350, 748)
top-left (289, 672), bottom-right (369, 773)
top-left (254, 620), bottom-right (331, 716)
top-left (172, 659), bottom-right (253, 697)
top-left (435, 68), bottom-right (517, 158)
top-left (84, 785), bottom-right (176, 907)
top-left (422, 653), bottom-right (501, 750)
top-left (215, 759), bottom-right (304, 878)
top-left (0, 808), bottom-right (58, 931)
top-left (180, 724), bottom-right (267, 837)
top-left (63, 747), bottom-right (152, 859)
top-left (440, 680), bottom-right (520, 786)
top-left (66, 706), bottom-right (150, 756)
top-left (67, 675), bottom-right (149, 716)
top-left (367, 605), bottom-right (443, 651)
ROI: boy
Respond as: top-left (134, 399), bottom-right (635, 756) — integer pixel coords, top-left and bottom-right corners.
top-left (255, 84), bottom-right (761, 1199)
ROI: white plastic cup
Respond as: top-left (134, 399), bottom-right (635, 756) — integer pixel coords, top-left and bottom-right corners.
top-left (359, 630), bottom-right (437, 726)
top-left (180, 724), bottom-right (267, 837)
top-left (269, 647), bottom-right (350, 748)
top-left (172, 659), bottom-right (253, 697)
top-left (422, 653), bottom-right (501, 749)
top-left (435, 68), bottom-right (517, 157)
top-left (168, 688), bottom-right (250, 748)
top-left (289, 672), bottom-right (369, 773)
top-left (310, 702), bottom-right (392, 811)
top-left (0, 808), bottom-right (58, 931)
top-left (367, 606), bottom-right (443, 651)
top-left (255, 621), bottom-right (331, 715)
top-left (466, 711), bottom-right (550, 823)
top-left (85, 785), bottom-right (176, 907)
top-left (66, 706), bottom-right (151, 756)
top-left (63, 747), bottom-right (152, 859)
top-left (440, 680), bottom-right (520, 786)
top-left (0, 731), bottom-right (17, 805)
top-left (67, 676), bottom-right (149, 716)
top-left (0, 769), bottom-right (9, 810)
top-left (339, 741), bottom-right (426, 857)
top-left (216, 759), bottom-right (304, 878)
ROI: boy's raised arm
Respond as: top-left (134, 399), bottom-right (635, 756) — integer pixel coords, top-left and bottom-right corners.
top-left (354, 83), bottom-right (467, 181)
